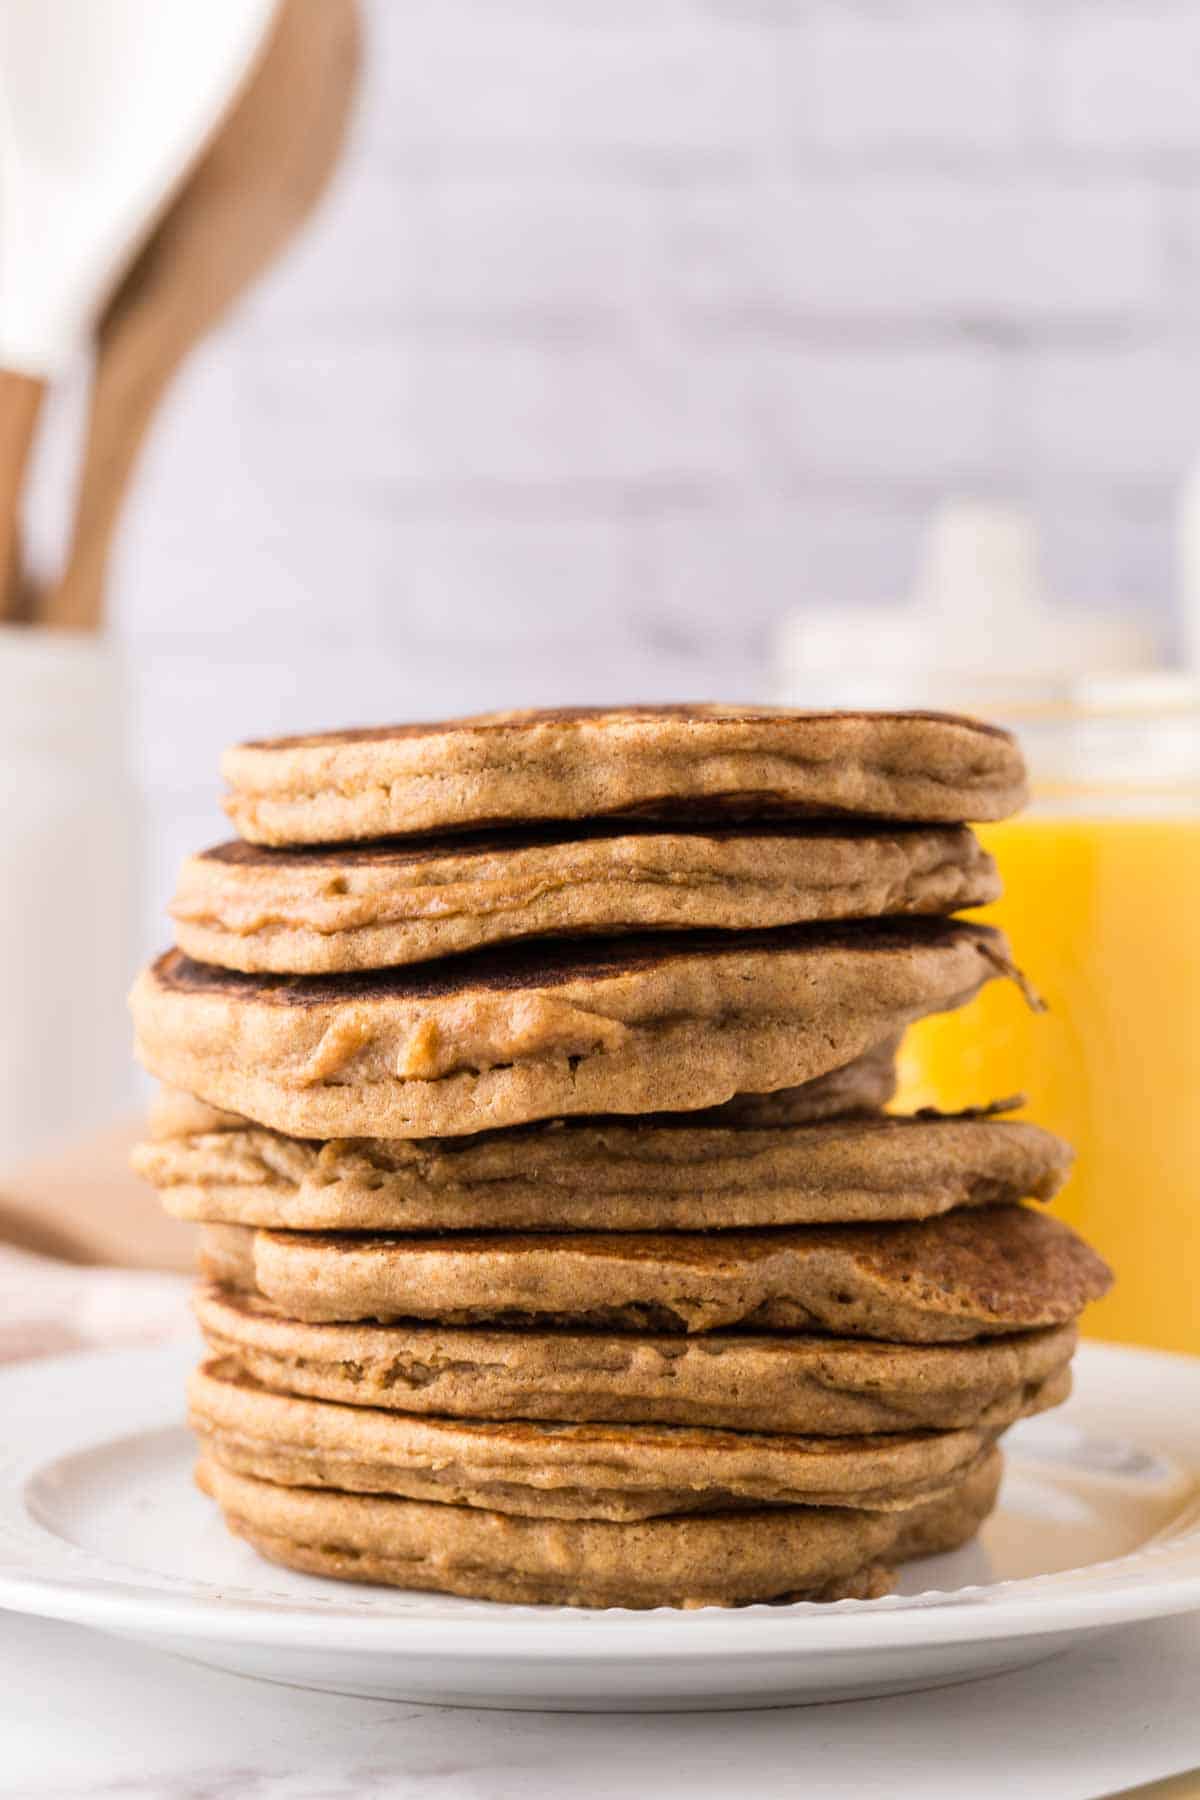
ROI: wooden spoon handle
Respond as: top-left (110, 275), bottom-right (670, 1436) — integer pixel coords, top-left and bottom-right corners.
top-left (35, 311), bottom-right (180, 633)
top-left (40, 0), bottom-right (361, 634)
top-left (0, 370), bottom-right (45, 623)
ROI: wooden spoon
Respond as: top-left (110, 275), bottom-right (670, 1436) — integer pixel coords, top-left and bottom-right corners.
top-left (0, 0), bottom-right (279, 626)
top-left (38, 0), bottom-right (361, 632)
top-left (0, 370), bottom-right (44, 623)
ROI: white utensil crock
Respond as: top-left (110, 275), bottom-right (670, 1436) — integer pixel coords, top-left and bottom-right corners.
top-left (0, 630), bottom-right (140, 1170)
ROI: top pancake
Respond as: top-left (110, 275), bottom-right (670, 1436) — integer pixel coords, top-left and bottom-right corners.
top-left (171, 822), bottom-right (1000, 974)
top-left (222, 705), bottom-right (1027, 845)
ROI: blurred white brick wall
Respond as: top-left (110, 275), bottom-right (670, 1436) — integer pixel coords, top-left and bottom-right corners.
top-left (78, 0), bottom-right (1200, 951)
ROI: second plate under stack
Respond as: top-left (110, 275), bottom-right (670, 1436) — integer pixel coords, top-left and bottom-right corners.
top-left (131, 705), bottom-right (1111, 1608)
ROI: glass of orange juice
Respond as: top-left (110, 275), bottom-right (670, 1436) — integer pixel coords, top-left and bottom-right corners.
top-left (899, 682), bottom-right (1200, 1353)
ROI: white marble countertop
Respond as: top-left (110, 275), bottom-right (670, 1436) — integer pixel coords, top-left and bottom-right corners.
top-left (3, 1607), bottom-right (1199, 1800)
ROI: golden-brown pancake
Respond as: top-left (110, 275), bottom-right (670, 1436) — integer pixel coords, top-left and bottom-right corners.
top-left (130, 918), bottom-right (1011, 1138)
top-left (172, 823), bottom-right (999, 973)
top-left (198, 1204), bottom-right (1111, 1341)
top-left (196, 1448), bottom-right (1003, 1607)
top-left (195, 1283), bottom-right (1076, 1434)
top-left (190, 1356), bottom-right (1010, 1520)
top-left (221, 705), bottom-right (1027, 844)
top-left (139, 1107), bottom-right (1070, 1232)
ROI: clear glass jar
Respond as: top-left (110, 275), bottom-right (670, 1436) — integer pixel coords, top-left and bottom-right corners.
top-left (900, 678), bottom-right (1200, 1352)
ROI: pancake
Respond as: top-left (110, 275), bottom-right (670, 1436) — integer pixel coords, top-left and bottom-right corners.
top-left (195, 1285), bottom-right (1077, 1435)
top-left (190, 1357), bottom-right (1008, 1520)
top-left (200, 1205), bottom-right (1111, 1340)
top-left (221, 705), bottom-right (1027, 844)
top-left (142, 1031), bottom-right (902, 1154)
top-left (197, 1447), bottom-right (1003, 1607)
top-left (139, 1108), bottom-right (1071, 1233)
top-left (170, 822), bottom-right (1000, 974)
top-left (130, 918), bottom-right (1010, 1139)
top-left (715, 1036), bottom-right (900, 1124)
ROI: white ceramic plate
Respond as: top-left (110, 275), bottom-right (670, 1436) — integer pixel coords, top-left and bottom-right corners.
top-left (1, 1339), bottom-right (1198, 1711)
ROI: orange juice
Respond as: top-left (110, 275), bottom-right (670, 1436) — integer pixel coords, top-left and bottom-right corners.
top-left (899, 810), bottom-right (1200, 1352)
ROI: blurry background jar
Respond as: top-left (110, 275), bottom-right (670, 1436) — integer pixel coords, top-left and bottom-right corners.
top-left (0, 630), bottom-right (140, 1169)
top-left (779, 504), bottom-right (1200, 1354)
top-left (898, 681), bottom-right (1200, 1355)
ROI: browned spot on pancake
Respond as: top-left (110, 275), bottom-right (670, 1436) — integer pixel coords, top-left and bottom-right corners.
top-left (844, 1205), bottom-right (1113, 1324)
top-left (153, 916), bottom-right (998, 1007)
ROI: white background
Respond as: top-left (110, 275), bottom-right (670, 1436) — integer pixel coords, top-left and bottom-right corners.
top-left (3, 1608), bottom-right (1199, 1798)
top-left (28, 0), bottom-right (1200, 959)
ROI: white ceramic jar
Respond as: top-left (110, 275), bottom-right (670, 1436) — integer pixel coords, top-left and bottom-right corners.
top-left (0, 629), bottom-right (141, 1171)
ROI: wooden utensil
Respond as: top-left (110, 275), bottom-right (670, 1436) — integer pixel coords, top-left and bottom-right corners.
top-left (0, 0), bottom-right (279, 626)
top-left (1099, 1772), bottom-right (1200, 1800)
top-left (38, 0), bottom-right (362, 632)
top-left (0, 370), bottom-right (43, 623)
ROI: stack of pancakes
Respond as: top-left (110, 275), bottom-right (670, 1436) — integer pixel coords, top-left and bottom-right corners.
top-left (130, 706), bottom-right (1111, 1609)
